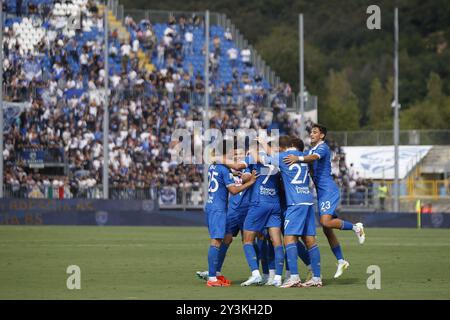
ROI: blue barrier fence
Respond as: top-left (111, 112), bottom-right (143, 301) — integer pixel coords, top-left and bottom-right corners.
top-left (0, 199), bottom-right (449, 228)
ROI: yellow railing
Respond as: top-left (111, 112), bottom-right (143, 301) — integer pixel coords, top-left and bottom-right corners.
top-left (383, 179), bottom-right (449, 199)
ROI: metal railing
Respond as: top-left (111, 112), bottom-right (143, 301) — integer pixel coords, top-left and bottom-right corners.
top-left (108, 87), bottom-right (300, 110)
top-left (3, 185), bottom-right (158, 201)
top-left (328, 130), bottom-right (450, 146)
top-left (4, 180), bottom-right (449, 212)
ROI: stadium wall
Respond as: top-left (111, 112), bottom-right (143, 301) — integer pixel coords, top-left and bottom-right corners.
top-left (0, 199), bottom-right (449, 228)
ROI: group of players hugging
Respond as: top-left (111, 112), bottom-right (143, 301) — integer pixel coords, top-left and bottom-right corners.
top-left (196, 124), bottom-right (365, 288)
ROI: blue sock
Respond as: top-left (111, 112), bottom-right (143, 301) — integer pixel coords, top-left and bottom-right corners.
top-left (308, 245), bottom-right (321, 278)
top-left (267, 241), bottom-right (275, 270)
top-left (274, 245), bottom-right (284, 276)
top-left (284, 251), bottom-right (290, 271)
top-left (260, 240), bottom-right (269, 274)
top-left (341, 220), bottom-right (354, 230)
top-left (253, 241), bottom-right (261, 267)
top-left (216, 243), bottom-right (230, 273)
top-left (285, 243), bottom-right (298, 275)
top-left (208, 245), bottom-right (220, 278)
top-left (331, 245), bottom-right (344, 261)
top-left (296, 241), bottom-right (311, 266)
top-left (243, 243), bottom-right (259, 272)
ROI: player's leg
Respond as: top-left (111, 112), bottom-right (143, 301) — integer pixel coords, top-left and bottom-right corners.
top-left (198, 209), bottom-right (238, 282)
top-left (266, 227), bottom-right (283, 287)
top-left (216, 209), bottom-right (243, 282)
top-left (256, 232), bottom-right (270, 283)
top-left (318, 193), bottom-right (351, 277)
top-left (207, 238), bottom-right (227, 286)
top-left (266, 238), bottom-right (276, 283)
top-left (298, 237), bottom-right (312, 280)
top-left (284, 250), bottom-right (290, 280)
top-left (197, 232), bottom-right (232, 282)
top-left (206, 210), bottom-right (230, 287)
top-left (280, 206), bottom-right (303, 288)
top-left (215, 234), bottom-right (233, 284)
top-left (264, 205), bottom-right (284, 286)
top-left (319, 193), bottom-right (365, 244)
top-left (241, 230), bottom-right (262, 286)
top-left (301, 236), bottom-right (322, 287)
top-left (322, 226), bottom-right (350, 278)
top-left (280, 211), bottom-right (290, 281)
top-left (301, 206), bottom-right (322, 287)
top-left (241, 205), bottom-right (269, 286)
top-left (254, 232), bottom-right (265, 274)
top-left (281, 235), bottom-right (301, 288)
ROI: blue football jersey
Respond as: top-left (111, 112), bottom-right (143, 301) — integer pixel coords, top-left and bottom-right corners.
top-left (270, 149), bottom-right (314, 206)
top-left (308, 141), bottom-right (339, 197)
top-left (245, 154), bottom-right (280, 204)
top-left (205, 164), bottom-right (235, 212)
top-left (228, 167), bottom-right (252, 210)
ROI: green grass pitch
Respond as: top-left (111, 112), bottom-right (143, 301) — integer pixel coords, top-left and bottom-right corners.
top-left (1, 226), bottom-right (450, 300)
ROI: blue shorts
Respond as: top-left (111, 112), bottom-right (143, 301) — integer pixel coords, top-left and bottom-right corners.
top-left (205, 209), bottom-right (226, 239)
top-left (318, 191), bottom-right (340, 217)
top-left (244, 202), bottom-right (281, 233)
top-left (283, 205), bottom-right (316, 236)
top-left (226, 206), bottom-right (249, 237)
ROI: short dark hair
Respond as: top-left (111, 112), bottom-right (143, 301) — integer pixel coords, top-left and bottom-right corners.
top-left (279, 135), bottom-right (292, 149)
top-left (312, 123), bottom-right (327, 138)
top-left (290, 136), bottom-right (304, 152)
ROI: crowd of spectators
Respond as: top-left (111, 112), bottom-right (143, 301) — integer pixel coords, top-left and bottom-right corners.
top-left (1, 0), bottom-right (367, 206)
top-left (1, 0), bottom-right (294, 200)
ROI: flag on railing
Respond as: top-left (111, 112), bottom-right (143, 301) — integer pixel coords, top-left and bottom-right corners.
top-left (159, 187), bottom-right (177, 205)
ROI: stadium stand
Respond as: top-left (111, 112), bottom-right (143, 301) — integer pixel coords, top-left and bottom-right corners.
top-left (1, 0), bottom-right (363, 206)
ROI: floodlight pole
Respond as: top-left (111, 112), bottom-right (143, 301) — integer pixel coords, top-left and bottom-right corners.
top-left (203, 10), bottom-right (210, 205)
top-left (0, 4), bottom-right (4, 198)
top-left (393, 8), bottom-right (400, 212)
top-left (103, 1), bottom-right (109, 199)
top-left (299, 14), bottom-right (305, 140)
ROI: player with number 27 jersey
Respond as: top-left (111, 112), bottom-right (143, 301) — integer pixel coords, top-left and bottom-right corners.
top-left (270, 149), bottom-right (315, 236)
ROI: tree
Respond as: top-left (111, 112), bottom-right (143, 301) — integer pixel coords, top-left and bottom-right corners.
top-left (256, 26), bottom-right (299, 91)
top-left (322, 70), bottom-right (360, 130)
top-left (400, 72), bottom-right (449, 129)
top-left (367, 77), bottom-right (392, 129)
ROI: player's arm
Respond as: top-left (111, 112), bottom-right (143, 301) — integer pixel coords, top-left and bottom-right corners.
top-left (227, 170), bottom-right (257, 195)
top-left (255, 137), bottom-right (272, 155)
top-left (240, 172), bottom-right (252, 183)
top-left (283, 153), bottom-right (319, 165)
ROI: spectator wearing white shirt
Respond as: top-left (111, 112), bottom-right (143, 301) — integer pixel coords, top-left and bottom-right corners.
top-left (241, 47), bottom-right (251, 67)
top-left (80, 51), bottom-right (89, 75)
top-left (184, 28), bottom-right (194, 56)
top-left (224, 28), bottom-right (232, 41)
top-left (120, 42), bottom-right (132, 70)
top-left (227, 47), bottom-right (238, 68)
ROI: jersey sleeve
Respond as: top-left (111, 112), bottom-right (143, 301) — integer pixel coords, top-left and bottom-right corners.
top-left (242, 155), bottom-right (253, 168)
top-left (221, 166), bottom-right (236, 187)
top-left (242, 167), bottom-right (251, 174)
top-left (313, 144), bottom-right (328, 159)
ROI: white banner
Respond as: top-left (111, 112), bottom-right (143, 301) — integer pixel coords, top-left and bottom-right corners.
top-left (342, 145), bottom-right (432, 180)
